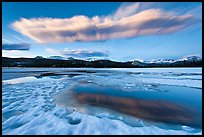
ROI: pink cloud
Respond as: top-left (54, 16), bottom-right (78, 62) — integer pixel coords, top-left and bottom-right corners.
top-left (11, 3), bottom-right (200, 43)
top-left (46, 48), bottom-right (109, 58)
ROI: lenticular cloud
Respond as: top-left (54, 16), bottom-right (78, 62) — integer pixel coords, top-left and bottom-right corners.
top-left (11, 3), bottom-right (199, 43)
top-left (2, 43), bottom-right (30, 51)
top-left (46, 48), bottom-right (109, 58)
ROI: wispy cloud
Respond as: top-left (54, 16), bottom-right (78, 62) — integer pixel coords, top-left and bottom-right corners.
top-left (46, 48), bottom-right (109, 58)
top-left (2, 37), bottom-right (13, 43)
top-left (2, 43), bottom-right (30, 50)
top-left (9, 35), bottom-right (30, 43)
top-left (185, 4), bottom-right (202, 18)
top-left (2, 34), bottom-right (33, 44)
top-left (11, 2), bottom-right (201, 43)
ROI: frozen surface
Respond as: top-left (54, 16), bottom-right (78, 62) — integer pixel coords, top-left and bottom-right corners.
top-left (2, 67), bottom-right (202, 135)
top-left (109, 68), bottom-right (202, 89)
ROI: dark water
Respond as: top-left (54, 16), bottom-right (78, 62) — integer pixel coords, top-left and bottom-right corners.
top-left (65, 84), bottom-right (202, 129)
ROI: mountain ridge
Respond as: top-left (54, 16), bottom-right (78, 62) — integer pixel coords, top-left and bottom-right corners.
top-left (2, 55), bottom-right (202, 68)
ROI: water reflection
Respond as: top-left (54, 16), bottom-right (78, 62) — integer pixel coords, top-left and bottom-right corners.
top-left (74, 92), bottom-right (200, 128)
top-left (72, 84), bottom-right (202, 128)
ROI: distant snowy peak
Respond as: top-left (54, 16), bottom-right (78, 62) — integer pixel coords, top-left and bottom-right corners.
top-left (85, 57), bottom-right (99, 61)
top-left (144, 59), bottom-right (175, 64)
top-left (47, 56), bottom-right (66, 60)
top-left (35, 56), bottom-right (44, 59)
top-left (132, 59), bottom-right (144, 62)
top-left (67, 57), bottom-right (75, 60)
top-left (177, 55), bottom-right (202, 62)
top-left (133, 55), bottom-right (201, 64)
top-left (47, 56), bottom-right (77, 60)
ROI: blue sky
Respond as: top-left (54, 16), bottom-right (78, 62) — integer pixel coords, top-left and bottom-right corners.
top-left (2, 2), bottom-right (202, 61)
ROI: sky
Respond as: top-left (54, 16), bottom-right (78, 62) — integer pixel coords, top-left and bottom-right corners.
top-left (2, 2), bottom-right (202, 61)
